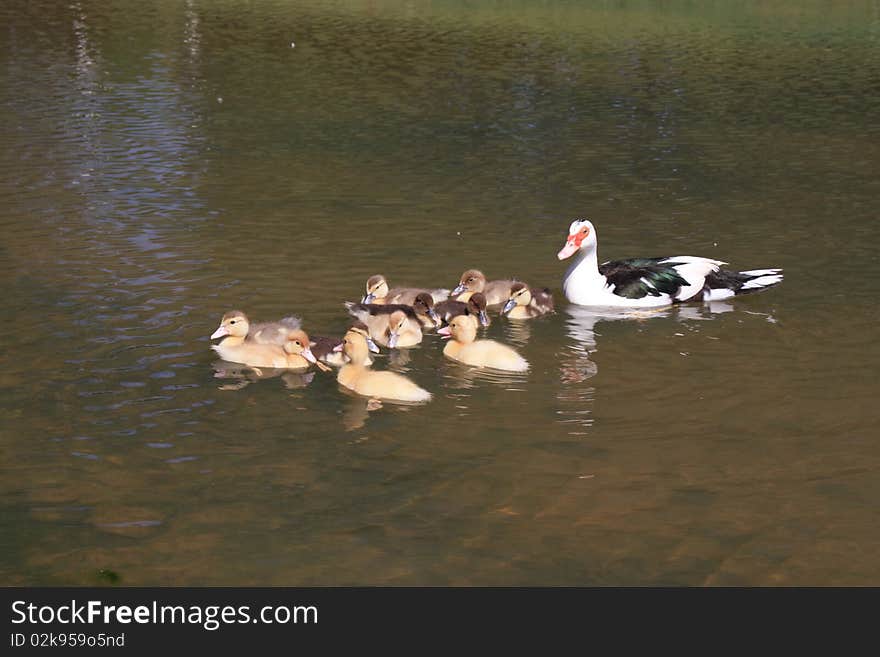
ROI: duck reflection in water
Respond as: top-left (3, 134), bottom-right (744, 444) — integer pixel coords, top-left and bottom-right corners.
top-left (440, 358), bottom-right (530, 391)
top-left (212, 361), bottom-right (315, 391)
top-left (560, 300), bottom-right (741, 383)
top-left (339, 390), bottom-right (423, 431)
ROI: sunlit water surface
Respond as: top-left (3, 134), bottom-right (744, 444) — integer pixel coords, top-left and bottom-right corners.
top-left (1, 0), bottom-right (879, 585)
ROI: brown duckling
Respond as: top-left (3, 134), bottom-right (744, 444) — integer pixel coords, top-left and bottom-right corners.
top-left (434, 292), bottom-right (490, 327)
top-left (281, 329), bottom-right (329, 371)
top-left (310, 322), bottom-right (380, 367)
top-left (361, 274), bottom-right (449, 306)
top-left (501, 283), bottom-right (555, 319)
top-left (333, 330), bottom-right (431, 403)
top-left (451, 269), bottom-right (516, 306)
top-left (437, 314), bottom-right (529, 372)
top-left (347, 293), bottom-right (440, 330)
top-left (345, 304), bottom-right (426, 348)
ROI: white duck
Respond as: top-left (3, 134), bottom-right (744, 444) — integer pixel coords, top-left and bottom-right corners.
top-left (557, 219), bottom-right (783, 308)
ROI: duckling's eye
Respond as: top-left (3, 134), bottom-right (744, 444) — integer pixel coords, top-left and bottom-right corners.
top-left (230, 320), bottom-right (237, 324)
top-left (294, 341), bottom-right (301, 347)
top-left (468, 277), bottom-right (474, 282)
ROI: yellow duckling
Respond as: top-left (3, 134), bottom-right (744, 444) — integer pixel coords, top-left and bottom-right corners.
top-left (361, 274), bottom-right (449, 305)
top-left (501, 283), bottom-right (555, 319)
top-left (437, 314), bottom-right (529, 372)
top-left (451, 269), bottom-right (516, 306)
top-left (210, 311), bottom-right (291, 368)
top-left (333, 329), bottom-right (432, 403)
top-left (210, 310), bottom-right (301, 345)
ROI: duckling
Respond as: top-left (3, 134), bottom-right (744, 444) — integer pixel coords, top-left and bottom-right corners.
top-left (281, 329), bottom-right (330, 371)
top-left (361, 274), bottom-right (449, 306)
top-left (210, 311), bottom-right (291, 367)
top-left (434, 292), bottom-right (490, 327)
top-left (501, 283), bottom-right (556, 319)
top-left (333, 329), bottom-right (431, 403)
top-left (347, 293), bottom-right (440, 330)
top-left (437, 314), bottom-right (529, 372)
top-left (451, 269), bottom-right (516, 306)
top-left (310, 322), bottom-right (380, 367)
top-left (344, 304), bottom-right (425, 348)
top-left (210, 310), bottom-right (302, 346)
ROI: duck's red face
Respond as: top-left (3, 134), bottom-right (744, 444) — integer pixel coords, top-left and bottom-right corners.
top-left (557, 221), bottom-right (592, 260)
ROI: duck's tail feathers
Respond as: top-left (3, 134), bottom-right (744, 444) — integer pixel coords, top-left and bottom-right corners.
top-left (279, 316), bottom-right (301, 330)
top-left (344, 301), bottom-right (369, 322)
top-left (703, 268), bottom-right (783, 300)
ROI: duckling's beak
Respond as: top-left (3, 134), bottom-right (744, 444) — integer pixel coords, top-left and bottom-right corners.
top-left (211, 325), bottom-right (228, 339)
top-left (302, 347), bottom-right (317, 364)
top-left (452, 283), bottom-right (467, 297)
top-left (362, 292), bottom-right (375, 304)
top-left (366, 337), bottom-right (380, 353)
top-left (479, 310), bottom-right (490, 327)
top-left (333, 343), bottom-right (345, 353)
top-left (427, 309), bottom-right (441, 327)
top-left (388, 332), bottom-right (399, 349)
top-left (437, 326), bottom-right (453, 340)
top-left (501, 299), bottom-right (516, 315)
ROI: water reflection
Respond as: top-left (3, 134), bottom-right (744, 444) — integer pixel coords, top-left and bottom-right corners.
top-left (439, 359), bottom-right (530, 391)
top-left (500, 317), bottom-right (532, 347)
top-left (212, 360), bottom-right (315, 391)
top-left (337, 387), bottom-right (424, 431)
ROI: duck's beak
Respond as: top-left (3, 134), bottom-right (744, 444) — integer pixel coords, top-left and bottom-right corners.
top-left (451, 283), bottom-right (467, 297)
top-left (388, 332), bottom-right (399, 349)
top-left (437, 326), bottom-right (452, 340)
top-left (501, 299), bottom-right (516, 315)
top-left (427, 309), bottom-right (441, 327)
top-left (479, 310), bottom-right (490, 327)
top-left (361, 292), bottom-right (375, 304)
top-left (557, 235), bottom-right (579, 260)
top-left (332, 343), bottom-right (344, 353)
top-left (366, 337), bottom-right (380, 353)
top-left (302, 347), bottom-right (317, 364)
top-left (211, 325), bottom-right (228, 339)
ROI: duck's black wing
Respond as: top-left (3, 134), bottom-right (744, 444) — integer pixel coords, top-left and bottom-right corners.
top-left (344, 302), bottom-right (419, 320)
top-left (597, 258), bottom-right (691, 299)
top-left (433, 299), bottom-right (468, 321)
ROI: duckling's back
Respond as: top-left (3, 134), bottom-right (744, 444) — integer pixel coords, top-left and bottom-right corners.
top-left (338, 366), bottom-right (431, 402)
top-left (455, 339), bottom-right (529, 372)
top-left (212, 341), bottom-right (289, 368)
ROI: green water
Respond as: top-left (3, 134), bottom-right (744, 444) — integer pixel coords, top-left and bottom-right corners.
top-left (1, 0), bottom-right (879, 585)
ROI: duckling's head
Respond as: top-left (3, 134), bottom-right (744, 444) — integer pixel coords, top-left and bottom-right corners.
top-left (502, 283), bottom-right (532, 314)
top-left (387, 310), bottom-right (410, 349)
top-left (412, 293), bottom-right (440, 327)
top-left (211, 311), bottom-right (249, 339)
top-left (466, 292), bottom-right (490, 327)
top-left (362, 275), bottom-right (389, 303)
top-left (349, 321), bottom-right (380, 353)
top-left (437, 314), bottom-right (478, 344)
top-left (334, 329), bottom-right (371, 365)
top-left (283, 330), bottom-right (317, 363)
top-left (452, 269), bottom-right (486, 296)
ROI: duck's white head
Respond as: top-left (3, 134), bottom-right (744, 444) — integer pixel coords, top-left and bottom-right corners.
top-left (557, 219), bottom-right (596, 260)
